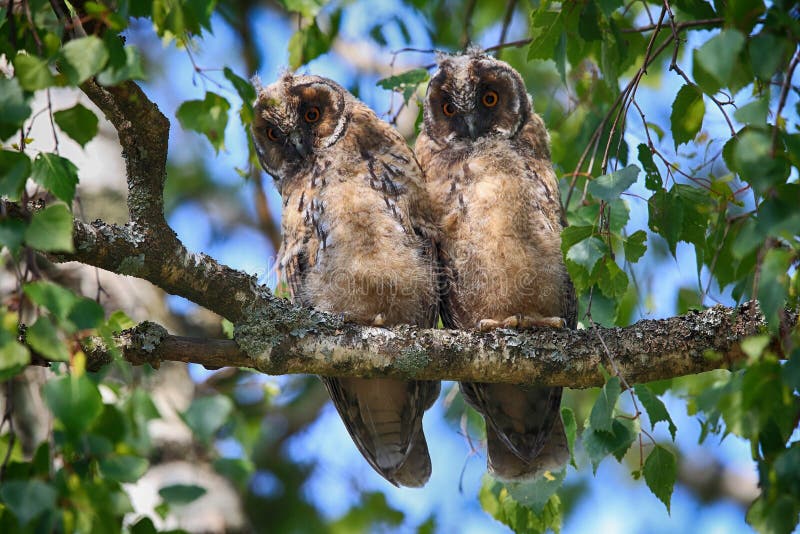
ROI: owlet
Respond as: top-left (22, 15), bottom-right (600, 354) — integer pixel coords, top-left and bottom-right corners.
top-left (252, 73), bottom-right (441, 487)
top-left (415, 49), bottom-right (576, 480)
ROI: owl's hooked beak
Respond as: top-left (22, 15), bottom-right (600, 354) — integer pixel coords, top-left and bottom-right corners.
top-left (464, 114), bottom-right (478, 140)
top-left (289, 130), bottom-right (309, 158)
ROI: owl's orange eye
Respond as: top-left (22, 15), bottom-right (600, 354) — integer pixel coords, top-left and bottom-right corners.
top-left (304, 107), bottom-right (321, 123)
top-left (267, 128), bottom-right (279, 142)
top-left (442, 102), bottom-right (456, 116)
top-left (482, 90), bottom-right (499, 108)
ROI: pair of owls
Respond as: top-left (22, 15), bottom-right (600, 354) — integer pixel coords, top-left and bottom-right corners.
top-left (252, 49), bottom-right (575, 487)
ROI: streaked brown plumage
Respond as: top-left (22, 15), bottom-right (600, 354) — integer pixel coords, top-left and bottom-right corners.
top-left (252, 73), bottom-right (440, 487)
top-left (416, 49), bottom-right (575, 480)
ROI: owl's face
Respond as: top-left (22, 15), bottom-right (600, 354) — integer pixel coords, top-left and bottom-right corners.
top-left (423, 51), bottom-right (531, 146)
top-left (252, 73), bottom-right (350, 182)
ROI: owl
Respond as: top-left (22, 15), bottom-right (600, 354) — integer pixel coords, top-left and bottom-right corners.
top-left (415, 49), bottom-right (576, 481)
top-left (252, 73), bottom-right (441, 487)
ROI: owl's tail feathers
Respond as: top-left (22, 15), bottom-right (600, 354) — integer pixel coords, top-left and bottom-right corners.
top-left (486, 416), bottom-right (569, 482)
top-left (389, 428), bottom-right (433, 487)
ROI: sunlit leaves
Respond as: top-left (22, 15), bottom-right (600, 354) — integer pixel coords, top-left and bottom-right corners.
top-left (479, 476), bottom-right (562, 534)
top-left (176, 92), bottom-right (230, 153)
top-left (280, 0), bottom-right (326, 18)
top-left (54, 104), bottom-right (99, 148)
top-left (60, 36), bottom-right (110, 85)
top-left (13, 54), bottom-right (56, 91)
top-left (623, 230), bottom-right (647, 263)
top-left (26, 316), bottom-right (70, 361)
top-left (31, 153), bottom-right (80, 204)
top-left (288, 13), bottom-right (341, 69)
top-left (506, 468), bottom-right (566, 513)
top-left (670, 84), bottom-right (705, 149)
top-left (24, 204), bottom-right (74, 252)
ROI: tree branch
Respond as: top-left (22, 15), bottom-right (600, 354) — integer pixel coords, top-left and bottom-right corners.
top-left (85, 302), bottom-right (785, 388)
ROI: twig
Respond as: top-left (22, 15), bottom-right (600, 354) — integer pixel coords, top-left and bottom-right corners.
top-left (495, 0), bottom-right (518, 60)
top-left (772, 49), bottom-right (800, 156)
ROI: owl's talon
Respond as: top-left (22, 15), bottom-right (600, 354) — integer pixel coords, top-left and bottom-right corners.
top-left (372, 313), bottom-right (386, 327)
top-left (503, 315), bottom-right (567, 329)
top-left (478, 319), bottom-right (502, 332)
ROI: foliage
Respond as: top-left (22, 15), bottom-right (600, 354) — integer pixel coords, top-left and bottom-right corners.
top-left (0, 0), bottom-right (799, 533)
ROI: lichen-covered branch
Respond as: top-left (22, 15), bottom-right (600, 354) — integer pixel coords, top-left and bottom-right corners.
top-left (86, 302), bottom-right (781, 388)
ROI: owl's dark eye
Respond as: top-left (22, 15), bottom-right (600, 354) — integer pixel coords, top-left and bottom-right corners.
top-left (267, 128), bottom-right (279, 142)
top-left (482, 90), bottom-right (499, 108)
top-left (442, 102), bottom-right (456, 117)
top-left (304, 107), bottom-right (321, 123)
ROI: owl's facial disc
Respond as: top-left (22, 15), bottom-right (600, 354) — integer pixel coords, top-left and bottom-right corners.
top-left (425, 54), bottom-right (530, 145)
top-left (252, 75), bottom-right (349, 182)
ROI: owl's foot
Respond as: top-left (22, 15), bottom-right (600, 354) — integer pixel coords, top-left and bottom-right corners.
top-left (372, 313), bottom-right (386, 327)
top-left (478, 314), bottom-right (566, 332)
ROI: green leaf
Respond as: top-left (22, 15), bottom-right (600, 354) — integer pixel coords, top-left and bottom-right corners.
top-left (671, 84), bottom-right (705, 149)
top-left (734, 98), bottom-right (769, 125)
top-left (528, 7), bottom-right (564, 61)
top-left (566, 236), bottom-right (606, 274)
top-left (280, 0), bottom-right (326, 18)
top-left (223, 67), bottom-right (257, 124)
top-left (623, 230), bottom-right (647, 263)
top-left (176, 92), bottom-right (230, 153)
top-left (68, 298), bottom-right (105, 331)
top-left (0, 150), bottom-right (32, 201)
top-left (99, 455), bottom-right (150, 483)
top-left (643, 445), bottom-right (676, 513)
top-left (43, 374), bottom-right (104, 433)
top-left (560, 225), bottom-right (594, 253)
top-left (30, 153), bottom-right (80, 204)
top-left (749, 33), bottom-right (788, 81)
top-left (181, 394), bottom-right (232, 443)
top-left (0, 339), bottom-right (30, 380)
top-left (0, 77), bottom-right (32, 140)
top-left (637, 144), bottom-right (660, 191)
top-left (578, 0), bottom-right (602, 41)
top-left (587, 165), bottom-right (640, 201)
top-left (376, 69), bottom-right (430, 103)
top-left (213, 458), bottom-right (255, 490)
top-left (479, 476), bottom-right (562, 534)
top-left (731, 129), bottom-right (789, 195)
top-left (288, 20), bottom-right (335, 69)
top-left (26, 316), bottom-right (70, 361)
top-left (561, 407), bottom-right (577, 466)
top-left (96, 43), bottom-right (146, 85)
top-left (23, 281), bottom-right (79, 321)
top-left (634, 384), bottom-right (677, 440)
top-left (506, 468), bottom-right (566, 514)
top-left (25, 204), bottom-right (74, 252)
top-left (60, 36), bottom-right (110, 85)
top-left (0, 219), bottom-right (26, 254)
top-left (583, 418), bottom-right (637, 472)
top-left (589, 376), bottom-right (621, 433)
top-left (692, 30), bottom-right (745, 94)
top-left (0, 480), bottom-right (57, 525)
top-left (13, 54), bottom-right (56, 91)
top-left (159, 484), bottom-right (207, 505)
top-left (53, 104), bottom-right (99, 148)
top-left (597, 258), bottom-right (629, 298)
